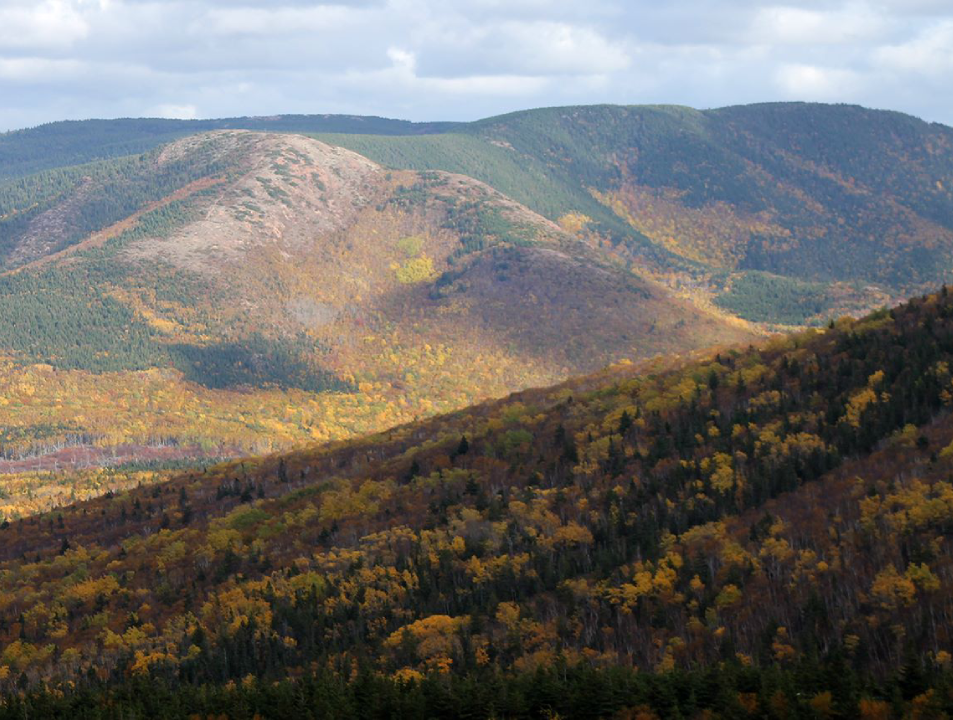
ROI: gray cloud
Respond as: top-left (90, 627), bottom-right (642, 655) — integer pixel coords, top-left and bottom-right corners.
top-left (1, 0), bottom-right (952, 131)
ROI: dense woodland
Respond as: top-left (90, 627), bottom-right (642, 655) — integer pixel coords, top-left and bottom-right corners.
top-left (0, 289), bottom-right (951, 716)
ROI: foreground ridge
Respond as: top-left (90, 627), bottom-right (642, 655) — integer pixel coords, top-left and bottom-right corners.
top-left (0, 288), bottom-right (952, 716)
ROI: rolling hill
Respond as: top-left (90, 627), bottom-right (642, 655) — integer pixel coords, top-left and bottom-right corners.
top-left (0, 289), bottom-right (951, 717)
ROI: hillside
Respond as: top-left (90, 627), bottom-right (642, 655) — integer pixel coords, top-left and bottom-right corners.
top-left (0, 289), bottom-right (952, 717)
top-left (0, 130), bottom-right (751, 513)
top-left (317, 102), bottom-right (953, 326)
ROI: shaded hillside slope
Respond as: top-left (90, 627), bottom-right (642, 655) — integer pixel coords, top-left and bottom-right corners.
top-left (0, 289), bottom-right (952, 717)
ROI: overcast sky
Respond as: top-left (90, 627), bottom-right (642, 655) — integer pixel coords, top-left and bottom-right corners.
top-left (2, 0), bottom-right (953, 131)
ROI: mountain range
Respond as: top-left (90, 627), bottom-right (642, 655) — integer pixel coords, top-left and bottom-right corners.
top-left (1, 102), bottom-right (951, 496)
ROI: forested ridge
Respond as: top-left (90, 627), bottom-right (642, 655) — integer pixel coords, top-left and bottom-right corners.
top-left (0, 115), bottom-right (458, 182)
top-left (0, 289), bottom-right (952, 716)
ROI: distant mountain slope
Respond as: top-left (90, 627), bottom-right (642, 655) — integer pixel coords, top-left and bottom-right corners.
top-left (0, 115), bottom-right (458, 182)
top-left (317, 102), bottom-right (953, 325)
top-left (4, 100), bottom-right (953, 498)
top-left (0, 130), bottom-right (752, 483)
top-left (470, 103), bottom-right (953, 286)
top-left (1, 289), bottom-right (952, 717)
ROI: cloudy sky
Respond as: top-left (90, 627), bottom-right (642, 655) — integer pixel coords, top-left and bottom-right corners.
top-left (2, 0), bottom-right (953, 131)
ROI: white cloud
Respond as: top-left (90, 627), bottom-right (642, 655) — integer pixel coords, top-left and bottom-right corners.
top-left (774, 63), bottom-right (863, 100)
top-left (751, 4), bottom-right (886, 46)
top-left (153, 103), bottom-right (199, 119)
top-left (0, 0), bottom-right (90, 50)
top-left (875, 20), bottom-right (953, 75)
top-left (495, 22), bottom-right (630, 75)
top-left (386, 47), bottom-right (415, 72)
top-left (0, 57), bottom-right (86, 82)
top-left (361, 47), bottom-right (549, 96)
top-left (407, 17), bottom-right (630, 82)
top-left (197, 5), bottom-right (357, 36)
top-left (872, 0), bottom-right (953, 16)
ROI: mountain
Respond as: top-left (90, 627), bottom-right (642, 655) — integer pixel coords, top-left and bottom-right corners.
top-left (10, 103), bottom-right (953, 325)
top-left (0, 289), bottom-right (952, 717)
top-left (0, 129), bottom-right (751, 504)
top-left (319, 102), bottom-right (953, 325)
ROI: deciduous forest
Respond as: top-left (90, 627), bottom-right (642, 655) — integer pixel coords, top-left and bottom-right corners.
top-left (0, 289), bottom-right (952, 717)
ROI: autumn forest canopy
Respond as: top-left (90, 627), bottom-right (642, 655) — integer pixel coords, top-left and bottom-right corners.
top-left (0, 102), bottom-right (953, 717)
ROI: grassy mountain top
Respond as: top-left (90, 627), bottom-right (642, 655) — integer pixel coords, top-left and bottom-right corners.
top-left (0, 287), bottom-right (951, 716)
